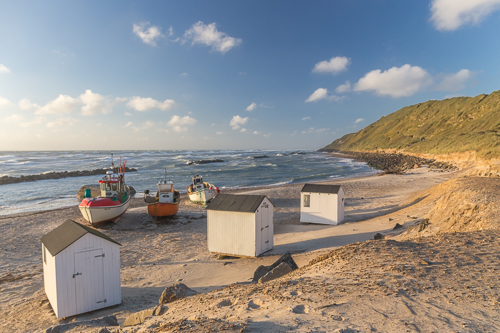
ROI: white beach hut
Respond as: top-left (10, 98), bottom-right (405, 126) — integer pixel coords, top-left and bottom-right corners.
top-left (206, 194), bottom-right (274, 257)
top-left (41, 219), bottom-right (122, 319)
top-left (300, 184), bottom-right (344, 225)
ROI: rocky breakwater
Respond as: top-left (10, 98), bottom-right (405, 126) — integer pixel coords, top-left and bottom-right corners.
top-left (338, 151), bottom-right (456, 174)
top-left (0, 167), bottom-right (138, 185)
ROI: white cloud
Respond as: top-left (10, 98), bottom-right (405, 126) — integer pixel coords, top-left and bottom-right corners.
top-left (354, 118), bottom-right (365, 124)
top-left (184, 21), bottom-right (242, 54)
top-left (0, 64), bottom-right (10, 74)
top-left (302, 116), bottom-right (311, 121)
top-left (124, 121), bottom-right (154, 132)
top-left (0, 96), bottom-right (11, 108)
top-left (133, 22), bottom-right (164, 46)
top-left (354, 64), bottom-right (433, 98)
top-left (4, 114), bottom-right (25, 122)
top-left (336, 81), bottom-right (352, 93)
top-left (240, 128), bottom-right (247, 133)
top-left (46, 117), bottom-right (79, 128)
top-left (18, 98), bottom-right (40, 111)
top-left (305, 88), bottom-right (328, 103)
top-left (6, 114), bottom-right (45, 128)
top-left (216, 131), bottom-right (223, 135)
top-left (125, 112), bottom-right (132, 116)
top-left (435, 69), bottom-right (474, 92)
top-left (302, 127), bottom-right (330, 134)
top-left (167, 115), bottom-right (197, 132)
top-left (312, 56), bottom-right (350, 74)
top-left (253, 131), bottom-right (261, 135)
top-left (246, 102), bottom-right (257, 111)
top-left (36, 94), bottom-right (80, 115)
top-left (430, 0), bottom-right (500, 31)
top-left (127, 96), bottom-right (176, 111)
top-left (80, 90), bottom-right (112, 116)
top-left (305, 88), bottom-right (344, 103)
top-left (229, 115), bottom-right (248, 130)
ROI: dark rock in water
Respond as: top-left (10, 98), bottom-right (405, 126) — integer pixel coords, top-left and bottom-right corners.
top-left (252, 252), bottom-right (298, 282)
top-left (252, 155), bottom-right (269, 159)
top-left (290, 151), bottom-right (306, 155)
top-left (158, 283), bottom-right (197, 304)
top-left (326, 151), bottom-right (457, 175)
top-left (374, 233), bottom-right (384, 240)
top-left (186, 159), bottom-right (224, 165)
top-left (393, 223), bottom-right (403, 230)
top-left (258, 262), bottom-right (293, 283)
top-left (0, 167), bottom-right (137, 186)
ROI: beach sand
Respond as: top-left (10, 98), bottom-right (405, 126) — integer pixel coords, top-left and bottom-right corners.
top-left (3, 166), bottom-right (499, 332)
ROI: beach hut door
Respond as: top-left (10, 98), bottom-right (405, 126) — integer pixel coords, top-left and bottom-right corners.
top-left (74, 249), bottom-right (106, 313)
top-left (259, 202), bottom-right (271, 252)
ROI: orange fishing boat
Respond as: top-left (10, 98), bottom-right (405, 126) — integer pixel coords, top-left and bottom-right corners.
top-left (144, 170), bottom-right (180, 217)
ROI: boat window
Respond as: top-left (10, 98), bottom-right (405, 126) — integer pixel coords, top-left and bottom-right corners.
top-left (112, 183), bottom-right (117, 191)
top-left (304, 194), bottom-right (310, 207)
top-left (100, 183), bottom-right (106, 191)
top-left (106, 183), bottom-right (111, 191)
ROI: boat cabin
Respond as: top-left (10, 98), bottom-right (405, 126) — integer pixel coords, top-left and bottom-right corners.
top-left (192, 175), bottom-right (205, 190)
top-left (99, 171), bottom-right (125, 201)
top-left (157, 180), bottom-right (175, 203)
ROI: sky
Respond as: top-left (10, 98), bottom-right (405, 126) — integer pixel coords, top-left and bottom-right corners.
top-left (1, 0), bottom-right (500, 151)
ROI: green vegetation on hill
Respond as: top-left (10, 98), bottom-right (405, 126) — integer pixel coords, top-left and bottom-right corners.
top-left (322, 90), bottom-right (500, 159)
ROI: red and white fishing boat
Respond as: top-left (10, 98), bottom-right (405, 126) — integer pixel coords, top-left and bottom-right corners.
top-left (187, 175), bottom-right (219, 205)
top-left (79, 156), bottom-right (131, 226)
top-left (144, 170), bottom-right (180, 217)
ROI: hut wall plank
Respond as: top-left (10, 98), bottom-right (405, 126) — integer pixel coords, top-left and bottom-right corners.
top-left (208, 211), bottom-right (256, 257)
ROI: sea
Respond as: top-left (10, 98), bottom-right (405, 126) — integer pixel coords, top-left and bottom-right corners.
top-left (0, 150), bottom-right (376, 216)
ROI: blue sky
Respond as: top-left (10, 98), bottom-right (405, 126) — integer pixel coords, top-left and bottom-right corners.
top-left (1, 0), bottom-right (500, 151)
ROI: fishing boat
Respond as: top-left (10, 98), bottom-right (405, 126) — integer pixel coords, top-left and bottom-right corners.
top-left (187, 175), bottom-right (219, 205)
top-left (144, 171), bottom-right (180, 217)
top-left (79, 156), bottom-right (131, 226)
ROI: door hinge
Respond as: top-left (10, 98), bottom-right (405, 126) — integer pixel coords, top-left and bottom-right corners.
top-left (72, 272), bottom-right (82, 278)
top-left (95, 253), bottom-right (105, 258)
top-left (97, 299), bottom-right (107, 304)
top-left (265, 241), bottom-right (269, 243)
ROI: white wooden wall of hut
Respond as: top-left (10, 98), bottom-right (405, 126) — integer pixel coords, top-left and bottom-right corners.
top-left (300, 188), bottom-right (345, 225)
top-left (207, 197), bottom-right (274, 257)
top-left (42, 244), bottom-right (58, 315)
top-left (43, 233), bottom-right (121, 319)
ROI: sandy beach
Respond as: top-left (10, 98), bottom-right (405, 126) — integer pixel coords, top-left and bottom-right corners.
top-left (3, 165), bottom-right (500, 332)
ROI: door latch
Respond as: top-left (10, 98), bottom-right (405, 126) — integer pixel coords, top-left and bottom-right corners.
top-left (72, 272), bottom-right (82, 278)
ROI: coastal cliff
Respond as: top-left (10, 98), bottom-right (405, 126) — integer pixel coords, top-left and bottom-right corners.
top-left (321, 90), bottom-right (500, 176)
top-left (322, 90), bottom-right (500, 157)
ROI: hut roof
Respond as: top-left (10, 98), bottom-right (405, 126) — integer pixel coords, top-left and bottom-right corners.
top-left (41, 219), bottom-right (121, 256)
top-left (207, 194), bottom-right (272, 213)
top-left (301, 184), bottom-right (342, 194)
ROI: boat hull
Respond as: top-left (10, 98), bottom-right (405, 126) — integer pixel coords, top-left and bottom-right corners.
top-left (147, 201), bottom-right (180, 217)
top-left (187, 184), bottom-right (218, 204)
top-left (79, 196), bottom-right (131, 225)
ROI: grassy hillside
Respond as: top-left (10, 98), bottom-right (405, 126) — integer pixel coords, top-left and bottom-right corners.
top-left (322, 90), bottom-right (500, 159)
